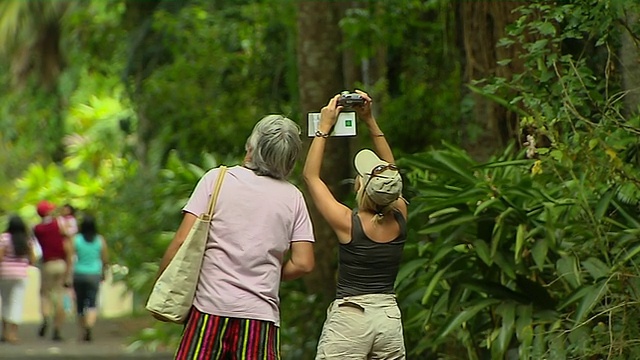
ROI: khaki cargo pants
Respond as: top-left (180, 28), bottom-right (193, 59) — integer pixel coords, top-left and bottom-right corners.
top-left (315, 293), bottom-right (406, 360)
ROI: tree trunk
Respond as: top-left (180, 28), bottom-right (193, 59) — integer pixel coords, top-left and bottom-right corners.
top-left (458, 1), bottom-right (524, 161)
top-left (296, 1), bottom-right (347, 302)
top-left (620, 9), bottom-right (640, 117)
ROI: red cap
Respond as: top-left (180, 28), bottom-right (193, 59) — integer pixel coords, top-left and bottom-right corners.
top-left (36, 201), bottom-right (56, 217)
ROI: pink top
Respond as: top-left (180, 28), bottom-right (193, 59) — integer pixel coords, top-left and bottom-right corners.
top-left (0, 233), bottom-right (30, 279)
top-left (184, 166), bottom-right (314, 326)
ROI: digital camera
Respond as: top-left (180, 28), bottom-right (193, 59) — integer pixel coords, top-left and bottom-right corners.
top-left (337, 92), bottom-right (366, 107)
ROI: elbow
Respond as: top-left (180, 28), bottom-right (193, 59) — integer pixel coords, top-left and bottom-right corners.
top-left (302, 172), bottom-right (320, 187)
top-left (298, 258), bottom-right (315, 275)
top-left (302, 169), bottom-right (313, 184)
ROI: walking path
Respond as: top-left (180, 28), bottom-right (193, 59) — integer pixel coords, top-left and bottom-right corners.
top-left (1, 317), bottom-right (174, 359)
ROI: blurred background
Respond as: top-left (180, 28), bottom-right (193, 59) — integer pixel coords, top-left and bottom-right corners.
top-left (2, 0), bottom-right (640, 359)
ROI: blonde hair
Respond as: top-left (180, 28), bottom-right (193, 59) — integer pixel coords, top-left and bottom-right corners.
top-left (355, 176), bottom-right (396, 224)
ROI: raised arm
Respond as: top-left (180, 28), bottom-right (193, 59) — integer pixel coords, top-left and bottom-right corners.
top-left (302, 94), bottom-right (352, 242)
top-left (354, 90), bottom-right (395, 164)
top-left (355, 90), bottom-right (408, 217)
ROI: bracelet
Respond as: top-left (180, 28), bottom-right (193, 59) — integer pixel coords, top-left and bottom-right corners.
top-left (315, 130), bottom-right (330, 138)
top-left (371, 132), bottom-right (385, 137)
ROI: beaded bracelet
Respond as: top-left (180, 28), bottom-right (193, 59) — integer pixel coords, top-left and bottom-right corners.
top-left (315, 130), bottom-right (330, 138)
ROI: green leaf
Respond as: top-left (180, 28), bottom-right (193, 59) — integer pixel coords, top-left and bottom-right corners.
top-left (431, 151), bottom-right (477, 184)
top-left (516, 304), bottom-right (533, 359)
top-left (531, 238), bottom-right (548, 271)
top-left (473, 239), bottom-right (492, 266)
top-left (395, 258), bottom-right (428, 287)
top-left (480, 159), bottom-right (534, 168)
top-left (581, 257), bottom-right (609, 281)
top-left (557, 285), bottom-right (592, 311)
top-left (549, 332), bottom-right (567, 360)
top-left (612, 200), bottom-right (640, 228)
top-left (550, 149), bottom-right (563, 161)
top-left (532, 324), bottom-right (546, 359)
top-left (436, 298), bottom-right (501, 341)
top-left (494, 252), bottom-right (517, 280)
top-left (574, 281), bottom-right (607, 325)
top-left (538, 22), bottom-right (556, 36)
top-left (588, 139), bottom-right (598, 150)
top-left (515, 224), bottom-right (526, 264)
top-left (556, 256), bottom-right (581, 289)
top-left (474, 197), bottom-right (501, 216)
top-left (467, 84), bottom-right (530, 117)
top-left (421, 268), bottom-right (447, 305)
top-left (496, 302), bottom-right (516, 356)
top-left (594, 188), bottom-right (615, 221)
top-left (568, 326), bottom-right (590, 357)
top-left (419, 214), bottom-right (476, 235)
top-left (612, 244), bottom-right (640, 272)
top-left (429, 207), bottom-right (461, 219)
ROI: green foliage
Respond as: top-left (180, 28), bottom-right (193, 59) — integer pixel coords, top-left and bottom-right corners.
top-left (398, 144), bottom-right (640, 359)
top-left (339, 0), bottom-right (462, 154)
top-left (3, 0), bottom-right (640, 358)
top-left (395, 0), bottom-right (640, 358)
top-left (135, 0), bottom-right (298, 162)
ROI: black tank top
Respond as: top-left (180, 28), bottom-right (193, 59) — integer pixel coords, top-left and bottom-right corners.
top-left (335, 209), bottom-right (407, 298)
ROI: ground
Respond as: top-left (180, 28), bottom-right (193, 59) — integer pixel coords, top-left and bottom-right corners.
top-left (1, 316), bottom-right (174, 359)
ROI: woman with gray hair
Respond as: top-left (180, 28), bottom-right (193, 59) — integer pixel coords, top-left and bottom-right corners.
top-left (159, 115), bottom-right (316, 359)
top-left (304, 91), bottom-right (408, 359)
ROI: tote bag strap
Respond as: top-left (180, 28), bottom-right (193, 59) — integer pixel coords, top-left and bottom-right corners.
top-left (204, 166), bottom-right (227, 220)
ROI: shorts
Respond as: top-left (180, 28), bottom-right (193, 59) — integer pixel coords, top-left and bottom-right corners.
top-left (176, 307), bottom-right (280, 360)
top-left (315, 293), bottom-right (406, 360)
top-left (73, 273), bottom-right (101, 314)
top-left (40, 259), bottom-right (67, 302)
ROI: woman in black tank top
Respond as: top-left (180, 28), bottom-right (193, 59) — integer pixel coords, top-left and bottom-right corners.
top-left (303, 91), bottom-right (408, 359)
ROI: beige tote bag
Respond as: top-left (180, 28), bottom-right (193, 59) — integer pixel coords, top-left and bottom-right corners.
top-left (146, 166), bottom-right (227, 323)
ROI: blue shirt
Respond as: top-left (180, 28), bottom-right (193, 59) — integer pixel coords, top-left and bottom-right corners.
top-left (74, 234), bottom-right (102, 275)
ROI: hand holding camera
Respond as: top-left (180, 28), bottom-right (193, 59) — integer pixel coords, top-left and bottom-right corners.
top-left (308, 91), bottom-right (371, 137)
top-left (319, 94), bottom-right (344, 131)
top-left (351, 89), bottom-right (374, 124)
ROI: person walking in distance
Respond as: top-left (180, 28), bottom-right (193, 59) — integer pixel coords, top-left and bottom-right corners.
top-left (304, 91), bottom-right (408, 359)
top-left (160, 115), bottom-right (316, 359)
top-left (59, 203), bottom-right (78, 316)
top-left (33, 201), bottom-right (73, 341)
top-left (0, 215), bottom-right (37, 343)
top-left (72, 215), bottom-right (108, 342)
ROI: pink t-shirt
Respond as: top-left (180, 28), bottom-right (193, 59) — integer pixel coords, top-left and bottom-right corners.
top-left (183, 166), bottom-right (314, 326)
top-left (0, 233), bottom-right (30, 279)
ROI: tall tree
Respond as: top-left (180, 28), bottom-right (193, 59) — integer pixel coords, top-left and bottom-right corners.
top-left (0, 0), bottom-right (70, 161)
top-left (296, 1), bottom-right (347, 301)
top-left (458, 1), bottom-right (524, 160)
top-left (620, 4), bottom-right (640, 117)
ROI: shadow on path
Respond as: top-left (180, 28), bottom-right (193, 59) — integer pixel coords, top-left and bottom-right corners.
top-left (0, 317), bottom-right (174, 359)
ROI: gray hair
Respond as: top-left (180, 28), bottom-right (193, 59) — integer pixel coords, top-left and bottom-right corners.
top-left (244, 115), bottom-right (302, 179)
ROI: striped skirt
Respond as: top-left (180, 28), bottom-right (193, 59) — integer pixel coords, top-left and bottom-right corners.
top-left (175, 307), bottom-right (281, 360)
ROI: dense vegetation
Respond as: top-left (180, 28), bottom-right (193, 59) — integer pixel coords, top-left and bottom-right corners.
top-left (1, 0), bottom-right (640, 358)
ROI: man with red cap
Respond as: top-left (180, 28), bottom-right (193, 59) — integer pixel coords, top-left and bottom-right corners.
top-left (33, 201), bottom-right (72, 342)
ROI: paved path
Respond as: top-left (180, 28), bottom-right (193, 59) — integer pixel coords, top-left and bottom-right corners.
top-left (0, 317), bottom-right (174, 359)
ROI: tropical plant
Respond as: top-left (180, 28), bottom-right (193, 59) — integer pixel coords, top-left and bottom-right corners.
top-left (397, 142), bottom-right (640, 359)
